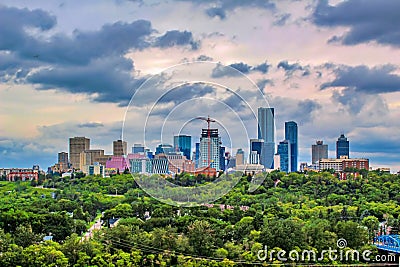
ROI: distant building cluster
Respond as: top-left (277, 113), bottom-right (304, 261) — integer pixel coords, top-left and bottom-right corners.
top-left (37, 107), bottom-right (377, 178)
top-left (299, 134), bottom-right (370, 178)
top-left (0, 165), bottom-right (43, 181)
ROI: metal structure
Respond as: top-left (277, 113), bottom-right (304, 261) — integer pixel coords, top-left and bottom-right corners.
top-left (373, 235), bottom-right (400, 254)
top-left (196, 116), bottom-right (216, 168)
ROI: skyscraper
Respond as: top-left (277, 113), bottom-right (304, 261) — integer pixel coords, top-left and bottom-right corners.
top-left (69, 137), bottom-right (90, 169)
top-left (199, 129), bottom-right (221, 170)
top-left (312, 140), bottom-right (328, 164)
top-left (285, 121), bottom-right (298, 172)
top-left (113, 140), bottom-right (127, 156)
top-left (277, 140), bottom-right (291, 173)
top-left (219, 146), bottom-right (226, 171)
top-left (58, 152), bottom-right (68, 166)
top-left (173, 135), bottom-right (192, 160)
top-left (195, 142), bottom-right (200, 168)
top-left (235, 148), bottom-right (245, 165)
top-left (58, 152), bottom-right (69, 170)
top-left (258, 107), bottom-right (275, 169)
top-left (336, 134), bottom-right (350, 159)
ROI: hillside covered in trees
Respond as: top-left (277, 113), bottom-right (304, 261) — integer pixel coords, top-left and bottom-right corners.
top-left (0, 170), bottom-right (399, 266)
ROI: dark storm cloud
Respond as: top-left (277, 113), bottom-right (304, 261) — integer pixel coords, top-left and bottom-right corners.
top-left (254, 62), bottom-right (270, 74)
top-left (157, 83), bottom-right (215, 104)
top-left (0, 5), bottom-right (56, 51)
top-left (36, 20), bottom-right (152, 65)
top-left (0, 52), bottom-right (39, 82)
top-left (312, 0), bottom-right (400, 47)
top-left (321, 65), bottom-right (400, 94)
top-left (320, 64), bottom-right (398, 114)
top-left (256, 79), bottom-right (274, 94)
top-left (146, 83), bottom-right (217, 118)
top-left (176, 0), bottom-right (275, 19)
top-left (196, 55), bottom-right (214, 61)
top-left (298, 99), bottom-right (322, 116)
top-left (206, 7), bottom-right (226, 20)
top-left (221, 93), bottom-right (247, 112)
top-left (277, 60), bottom-right (310, 77)
top-left (211, 61), bottom-right (270, 78)
top-left (155, 30), bottom-right (199, 50)
top-left (271, 97), bottom-right (322, 125)
top-left (27, 56), bottom-right (147, 106)
top-left (0, 5), bottom-right (201, 106)
top-left (229, 63), bottom-right (252, 74)
top-left (0, 5), bottom-right (152, 65)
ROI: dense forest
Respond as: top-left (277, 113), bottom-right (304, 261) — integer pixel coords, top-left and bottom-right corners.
top-left (0, 170), bottom-right (399, 266)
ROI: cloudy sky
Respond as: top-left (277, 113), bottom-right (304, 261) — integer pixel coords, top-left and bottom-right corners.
top-left (0, 0), bottom-right (399, 172)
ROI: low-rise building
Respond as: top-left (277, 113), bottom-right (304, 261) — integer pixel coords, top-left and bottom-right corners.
top-left (319, 157), bottom-right (369, 173)
top-left (2, 167), bottom-right (40, 181)
top-left (235, 164), bottom-right (264, 175)
top-left (83, 162), bottom-right (105, 177)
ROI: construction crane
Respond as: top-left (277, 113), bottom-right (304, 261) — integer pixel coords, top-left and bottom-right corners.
top-left (196, 116), bottom-right (216, 169)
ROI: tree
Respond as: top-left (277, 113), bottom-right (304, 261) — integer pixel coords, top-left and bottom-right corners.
top-left (187, 220), bottom-right (215, 256)
top-left (335, 221), bottom-right (368, 249)
top-left (13, 224), bottom-right (43, 247)
top-left (362, 216), bottom-right (379, 241)
top-left (260, 218), bottom-right (305, 251)
top-left (20, 242), bottom-right (69, 267)
top-left (0, 228), bottom-right (12, 252)
top-left (233, 216), bottom-right (254, 241)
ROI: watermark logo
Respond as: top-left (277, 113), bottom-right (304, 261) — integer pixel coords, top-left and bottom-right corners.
top-left (336, 238), bottom-right (347, 249)
top-left (256, 238), bottom-right (396, 263)
top-left (122, 61), bottom-right (272, 207)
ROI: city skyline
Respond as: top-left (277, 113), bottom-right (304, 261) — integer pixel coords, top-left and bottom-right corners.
top-left (56, 124), bottom-right (366, 173)
top-left (0, 1), bottom-right (399, 171)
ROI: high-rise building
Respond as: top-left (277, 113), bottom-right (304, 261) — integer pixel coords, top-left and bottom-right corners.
top-left (336, 134), bottom-right (350, 159)
top-left (258, 107), bottom-right (275, 169)
top-left (58, 152), bottom-right (69, 169)
top-left (277, 140), bottom-right (291, 173)
top-left (219, 146), bottom-right (226, 171)
top-left (312, 140), bottom-right (328, 164)
top-left (274, 154), bottom-right (281, 170)
top-left (79, 149), bottom-right (105, 170)
top-left (69, 137), bottom-right (90, 169)
top-left (174, 135), bottom-right (192, 160)
top-left (285, 121), bottom-right (298, 172)
top-left (155, 144), bottom-right (174, 155)
top-left (199, 129), bottom-right (221, 170)
top-left (113, 140), bottom-right (127, 156)
top-left (195, 142), bottom-right (200, 168)
top-left (132, 144), bottom-right (145, 154)
top-left (235, 148), bottom-right (245, 165)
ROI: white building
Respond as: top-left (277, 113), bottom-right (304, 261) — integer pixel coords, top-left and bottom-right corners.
top-left (84, 162), bottom-right (105, 177)
top-left (199, 129), bottom-right (221, 170)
